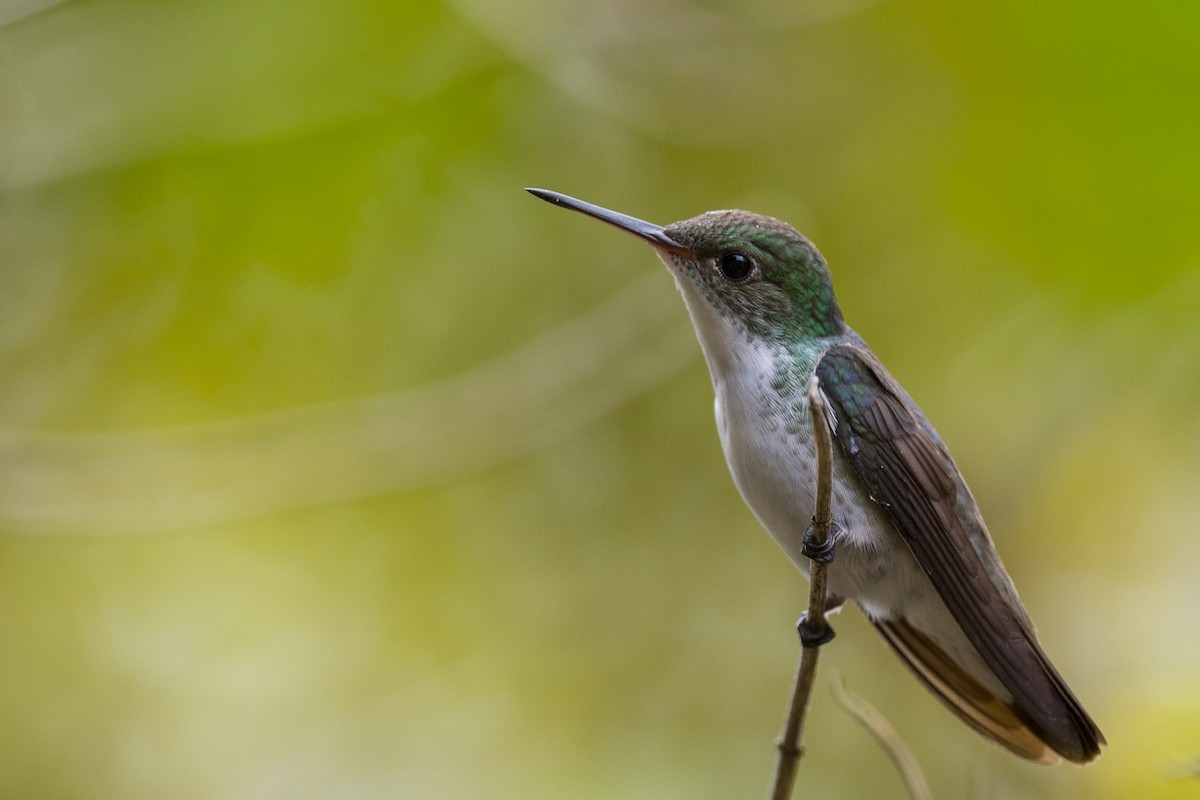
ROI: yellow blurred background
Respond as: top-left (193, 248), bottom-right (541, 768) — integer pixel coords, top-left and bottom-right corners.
top-left (2, 0), bottom-right (1198, 798)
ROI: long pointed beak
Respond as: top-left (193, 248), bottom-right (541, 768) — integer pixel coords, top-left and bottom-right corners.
top-left (526, 188), bottom-right (692, 256)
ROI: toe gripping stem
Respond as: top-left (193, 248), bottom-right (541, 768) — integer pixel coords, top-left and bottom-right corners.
top-left (797, 612), bottom-right (835, 648)
top-left (801, 518), bottom-right (843, 565)
top-left (797, 518), bottom-right (844, 648)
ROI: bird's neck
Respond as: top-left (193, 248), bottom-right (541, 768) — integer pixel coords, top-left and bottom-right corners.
top-left (670, 273), bottom-right (826, 409)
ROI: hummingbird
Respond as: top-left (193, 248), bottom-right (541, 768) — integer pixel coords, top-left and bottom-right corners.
top-left (527, 188), bottom-right (1104, 765)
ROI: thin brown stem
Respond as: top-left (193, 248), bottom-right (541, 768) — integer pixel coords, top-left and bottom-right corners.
top-left (768, 375), bottom-right (835, 800)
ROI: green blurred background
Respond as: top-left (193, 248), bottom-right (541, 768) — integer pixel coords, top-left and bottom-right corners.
top-left (2, 0), bottom-right (1198, 797)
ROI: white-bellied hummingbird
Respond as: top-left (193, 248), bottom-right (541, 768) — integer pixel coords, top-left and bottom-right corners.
top-left (527, 188), bottom-right (1104, 764)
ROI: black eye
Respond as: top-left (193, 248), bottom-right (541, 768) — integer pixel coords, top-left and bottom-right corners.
top-left (718, 251), bottom-right (755, 282)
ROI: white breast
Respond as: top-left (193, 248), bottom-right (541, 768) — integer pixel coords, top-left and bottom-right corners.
top-left (667, 268), bottom-right (929, 622)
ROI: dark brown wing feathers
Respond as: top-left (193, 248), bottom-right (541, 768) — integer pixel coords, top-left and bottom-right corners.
top-left (816, 344), bottom-right (1104, 763)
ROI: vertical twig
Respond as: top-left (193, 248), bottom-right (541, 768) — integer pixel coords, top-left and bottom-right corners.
top-left (768, 375), bottom-right (836, 800)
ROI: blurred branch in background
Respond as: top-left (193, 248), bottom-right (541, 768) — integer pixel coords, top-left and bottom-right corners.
top-left (831, 672), bottom-right (932, 800)
top-left (0, 275), bottom-right (695, 534)
top-left (450, 0), bottom-right (885, 148)
top-left (4, 266), bottom-right (1199, 539)
top-left (0, 0), bottom-right (67, 28)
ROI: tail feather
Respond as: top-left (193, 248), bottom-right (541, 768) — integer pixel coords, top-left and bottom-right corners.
top-left (876, 618), bottom-right (1102, 764)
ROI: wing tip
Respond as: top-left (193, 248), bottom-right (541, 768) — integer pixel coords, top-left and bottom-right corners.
top-left (876, 619), bottom-right (1105, 766)
top-left (1032, 704), bottom-right (1105, 766)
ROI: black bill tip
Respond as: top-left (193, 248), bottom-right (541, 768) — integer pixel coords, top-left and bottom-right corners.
top-left (526, 188), bottom-right (691, 256)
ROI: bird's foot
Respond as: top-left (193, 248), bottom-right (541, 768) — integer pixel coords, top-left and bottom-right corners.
top-left (797, 612), bottom-right (836, 648)
top-left (801, 518), bottom-right (844, 564)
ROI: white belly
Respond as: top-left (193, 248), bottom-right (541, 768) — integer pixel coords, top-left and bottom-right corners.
top-left (712, 355), bottom-right (930, 623)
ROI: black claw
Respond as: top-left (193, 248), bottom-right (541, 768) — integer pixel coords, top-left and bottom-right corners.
top-left (802, 518), bottom-right (844, 564)
top-left (797, 612), bottom-right (836, 648)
